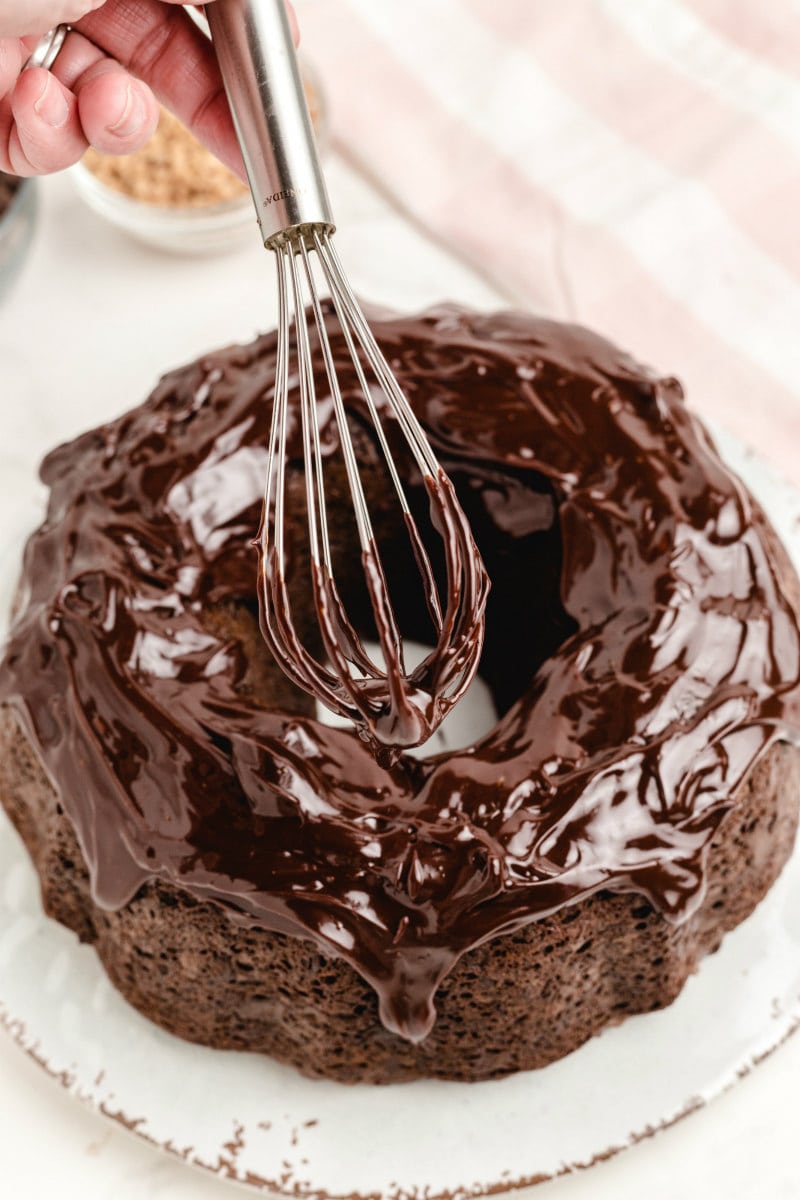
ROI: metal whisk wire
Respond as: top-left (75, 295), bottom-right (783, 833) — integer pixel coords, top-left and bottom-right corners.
top-left (260, 229), bottom-right (488, 746)
top-left (208, 0), bottom-right (489, 748)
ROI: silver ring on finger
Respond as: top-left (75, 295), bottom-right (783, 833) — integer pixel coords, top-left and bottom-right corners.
top-left (22, 24), bottom-right (71, 73)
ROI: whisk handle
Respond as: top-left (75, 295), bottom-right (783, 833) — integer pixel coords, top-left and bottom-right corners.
top-left (207, 0), bottom-right (334, 247)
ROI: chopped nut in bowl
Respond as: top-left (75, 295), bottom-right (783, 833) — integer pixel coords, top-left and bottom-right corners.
top-left (72, 107), bottom-right (253, 255)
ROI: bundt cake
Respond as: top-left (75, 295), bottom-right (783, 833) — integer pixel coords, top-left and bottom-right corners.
top-left (1, 305), bottom-right (799, 1082)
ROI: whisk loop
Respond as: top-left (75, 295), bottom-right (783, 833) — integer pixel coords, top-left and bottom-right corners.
top-left (259, 230), bottom-right (488, 750)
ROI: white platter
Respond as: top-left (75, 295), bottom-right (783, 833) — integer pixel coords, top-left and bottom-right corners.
top-left (1, 430), bottom-right (800, 1198)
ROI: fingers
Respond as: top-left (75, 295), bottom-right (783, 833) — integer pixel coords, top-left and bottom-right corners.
top-left (3, 65), bottom-right (84, 173)
top-left (75, 0), bottom-right (243, 175)
top-left (1, 0), bottom-right (299, 177)
top-left (0, 31), bottom-right (158, 175)
top-left (74, 0), bottom-right (299, 174)
top-left (0, 1), bottom-right (98, 39)
top-left (0, 37), bottom-right (25, 100)
top-left (0, 0), bottom-right (104, 40)
top-left (76, 61), bottom-right (158, 154)
top-left (53, 33), bottom-right (158, 154)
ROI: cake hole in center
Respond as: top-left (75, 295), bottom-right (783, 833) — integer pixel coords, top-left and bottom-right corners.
top-left (256, 442), bottom-right (577, 742)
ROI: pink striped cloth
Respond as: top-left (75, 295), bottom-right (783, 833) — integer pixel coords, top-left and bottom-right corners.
top-left (298, 0), bottom-right (800, 485)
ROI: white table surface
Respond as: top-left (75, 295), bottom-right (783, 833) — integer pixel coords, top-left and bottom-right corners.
top-left (1, 159), bottom-right (800, 1200)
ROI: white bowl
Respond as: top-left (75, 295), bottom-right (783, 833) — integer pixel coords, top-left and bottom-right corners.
top-left (71, 159), bottom-right (257, 256)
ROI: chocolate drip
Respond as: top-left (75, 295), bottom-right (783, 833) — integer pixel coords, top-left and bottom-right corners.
top-left (2, 306), bottom-right (800, 1043)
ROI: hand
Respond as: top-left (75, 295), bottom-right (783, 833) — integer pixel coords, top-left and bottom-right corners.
top-left (0, 0), bottom-right (298, 177)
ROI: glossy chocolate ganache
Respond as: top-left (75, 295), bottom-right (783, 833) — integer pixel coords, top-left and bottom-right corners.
top-left (3, 305), bottom-right (800, 1043)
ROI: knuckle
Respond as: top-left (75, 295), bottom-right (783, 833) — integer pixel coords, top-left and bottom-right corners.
top-left (127, 17), bottom-right (179, 85)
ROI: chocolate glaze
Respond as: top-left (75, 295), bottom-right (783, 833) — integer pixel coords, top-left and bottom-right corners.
top-left (3, 305), bottom-right (800, 1043)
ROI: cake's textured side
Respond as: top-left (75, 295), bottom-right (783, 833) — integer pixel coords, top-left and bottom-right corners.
top-left (1, 704), bottom-right (797, 1083)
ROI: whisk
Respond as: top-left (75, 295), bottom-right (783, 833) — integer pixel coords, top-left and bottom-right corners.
top-left (207, 0), bottom-right (489, 750)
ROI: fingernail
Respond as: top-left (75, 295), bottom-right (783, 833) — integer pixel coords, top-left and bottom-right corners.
top-left (109, 84), bottom-right (145, 139)
top-left (33, 75), bottom-right (70, 129)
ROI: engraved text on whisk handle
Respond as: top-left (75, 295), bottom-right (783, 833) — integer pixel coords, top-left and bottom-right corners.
top-left (263, 189), bottom-right (305, 207)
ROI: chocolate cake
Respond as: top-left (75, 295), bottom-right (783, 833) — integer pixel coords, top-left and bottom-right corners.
top-left (2, 305), bottom-right (800, 1083)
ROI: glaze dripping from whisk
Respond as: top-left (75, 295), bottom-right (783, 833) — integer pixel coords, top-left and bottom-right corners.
top-left (258, 460), bottom-right (488, 756)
